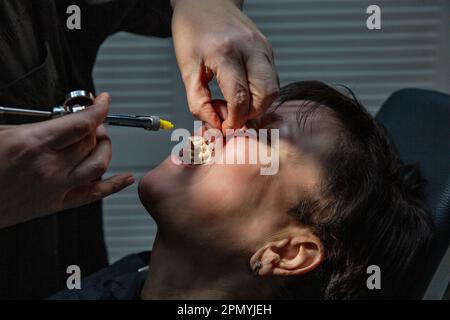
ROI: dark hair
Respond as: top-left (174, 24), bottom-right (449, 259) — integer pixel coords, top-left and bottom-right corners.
top-left (274, 81), bottom-right (434, 299)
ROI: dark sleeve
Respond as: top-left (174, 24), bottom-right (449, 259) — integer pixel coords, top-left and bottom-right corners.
top-left (86, 0), bottom-right (172, 37)
top-left (49, 252), bottom-right (151, 300)
top-left (58, 0), bottom-right (172, 44)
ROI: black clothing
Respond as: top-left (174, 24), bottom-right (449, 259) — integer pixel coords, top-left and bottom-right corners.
top-left (50, 251), bottom-right (150, 300)
top-left (0, 0), bottom-right (171, 299)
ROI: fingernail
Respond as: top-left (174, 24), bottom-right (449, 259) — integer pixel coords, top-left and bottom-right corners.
top-left (125, 175), bottom-right (135, 185)
top-left (99, 92), bottom-right (111, 102)
top-left (96, 125), bottom-right (109, 136)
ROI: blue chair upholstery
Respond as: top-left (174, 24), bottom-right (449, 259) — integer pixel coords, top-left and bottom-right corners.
top-left (376, 88), bottom-right (450, 298)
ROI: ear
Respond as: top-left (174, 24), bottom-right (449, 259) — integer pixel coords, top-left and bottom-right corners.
top-left (250, 227), bottom-right (324, 276)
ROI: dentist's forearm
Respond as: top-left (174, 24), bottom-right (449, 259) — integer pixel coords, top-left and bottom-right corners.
top-left (171, 0), bottom-right (244, 10)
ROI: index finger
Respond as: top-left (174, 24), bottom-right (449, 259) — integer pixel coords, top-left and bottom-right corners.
top-left (216, 59), bottom-right (251, 132)
top-left (246, 53), bottom-right (279, 119)
top-left (33, 93), bottom-right (110, 150)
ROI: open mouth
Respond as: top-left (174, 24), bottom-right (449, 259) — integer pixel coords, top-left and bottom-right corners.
top-left (180, 136), bottom-right (215, 165)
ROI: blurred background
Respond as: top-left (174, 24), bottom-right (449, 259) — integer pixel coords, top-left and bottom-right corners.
top-left (93, 0), bottom-right (450, 263)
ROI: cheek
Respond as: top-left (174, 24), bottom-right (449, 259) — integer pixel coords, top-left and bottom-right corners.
top-left (169, 166), bottom-right (262, 246)
top-left (182, 181), bottom-right (259, 251)
top-left (203, 164), bottom-right (259, 211)
top-left (219, 136), bottom-right (260, 165)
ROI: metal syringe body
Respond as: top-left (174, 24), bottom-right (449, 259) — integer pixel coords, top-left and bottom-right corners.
top-left (0, 91), bottom-right (173, 131)
top-left (104, 114), bottom-right (162, 131)
top-left (0, 106), bottom-right (164, 131)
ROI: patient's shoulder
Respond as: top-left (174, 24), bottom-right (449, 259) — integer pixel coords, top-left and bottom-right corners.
top-left (49, 251), bottom-right (151, 300)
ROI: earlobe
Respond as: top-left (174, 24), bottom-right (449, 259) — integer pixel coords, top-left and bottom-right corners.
top-left (250, 230), bottom-right (324, 277)
top-left (250, 239), bottom-right (286, 276)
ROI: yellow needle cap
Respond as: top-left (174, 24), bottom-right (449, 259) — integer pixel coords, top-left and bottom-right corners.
top-left (159, 118), bottom-right (175, 130)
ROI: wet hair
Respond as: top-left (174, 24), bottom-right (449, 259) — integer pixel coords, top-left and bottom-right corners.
top-left (274, 81), bottom-right (434, 299)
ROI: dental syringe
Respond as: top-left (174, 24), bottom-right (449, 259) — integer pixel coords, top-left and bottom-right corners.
top-left (0, 90), bottom-right (174, 131)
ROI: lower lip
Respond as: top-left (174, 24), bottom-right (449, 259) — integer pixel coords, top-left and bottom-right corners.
top-left (169, 154), bottom-right (200, 169)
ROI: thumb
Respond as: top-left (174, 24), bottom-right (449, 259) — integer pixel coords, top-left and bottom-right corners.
top-left (211, 99), bottom-right (228, 122)
top-left (34, 92), bottom-right (110, 150)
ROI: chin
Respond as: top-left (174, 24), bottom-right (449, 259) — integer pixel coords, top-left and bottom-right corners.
top-left (138, 163), bottom-right (169, 218)
top-left (138, 156), bottom-right (186, 221)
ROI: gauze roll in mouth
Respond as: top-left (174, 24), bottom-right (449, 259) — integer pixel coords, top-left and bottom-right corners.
top-left (181, 136), bottom-right (214, 165)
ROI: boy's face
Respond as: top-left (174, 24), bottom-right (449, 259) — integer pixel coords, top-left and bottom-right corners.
top-left (138, 101), bottom-right (339, 255)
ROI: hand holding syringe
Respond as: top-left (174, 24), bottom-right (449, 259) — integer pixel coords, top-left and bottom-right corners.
top-left (0, 90), bottom-right (174, 131)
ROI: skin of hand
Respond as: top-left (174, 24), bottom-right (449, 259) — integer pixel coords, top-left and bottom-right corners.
top-left (0, 93), bottom-right (135, 229)
top-left (171, 0), bottom-right (279, 133)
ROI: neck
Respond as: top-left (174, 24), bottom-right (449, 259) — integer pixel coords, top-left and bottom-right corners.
top-left (140, 232), bottom-right (271, 299)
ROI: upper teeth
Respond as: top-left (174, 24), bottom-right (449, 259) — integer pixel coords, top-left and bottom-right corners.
top-left (183, 136), bottom-right (214, 165)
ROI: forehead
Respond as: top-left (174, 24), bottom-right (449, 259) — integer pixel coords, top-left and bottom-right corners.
top-left (266, 100), bottom-right (334, 203)
top-left (266, 100), bottom-right (343, 156)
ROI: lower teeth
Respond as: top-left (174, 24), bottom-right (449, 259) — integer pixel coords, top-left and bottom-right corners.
top-left (183, 136), bottom-right (214, 165)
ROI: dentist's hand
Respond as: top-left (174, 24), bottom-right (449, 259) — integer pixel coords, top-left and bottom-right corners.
top-left (0, 93), bottom-right (134, 229)
top-left (171, 0), bottom-right (279, 132)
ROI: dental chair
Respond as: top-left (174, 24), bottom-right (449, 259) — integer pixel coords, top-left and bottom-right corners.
top-left (376, 88), bottom-right (450, 300)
